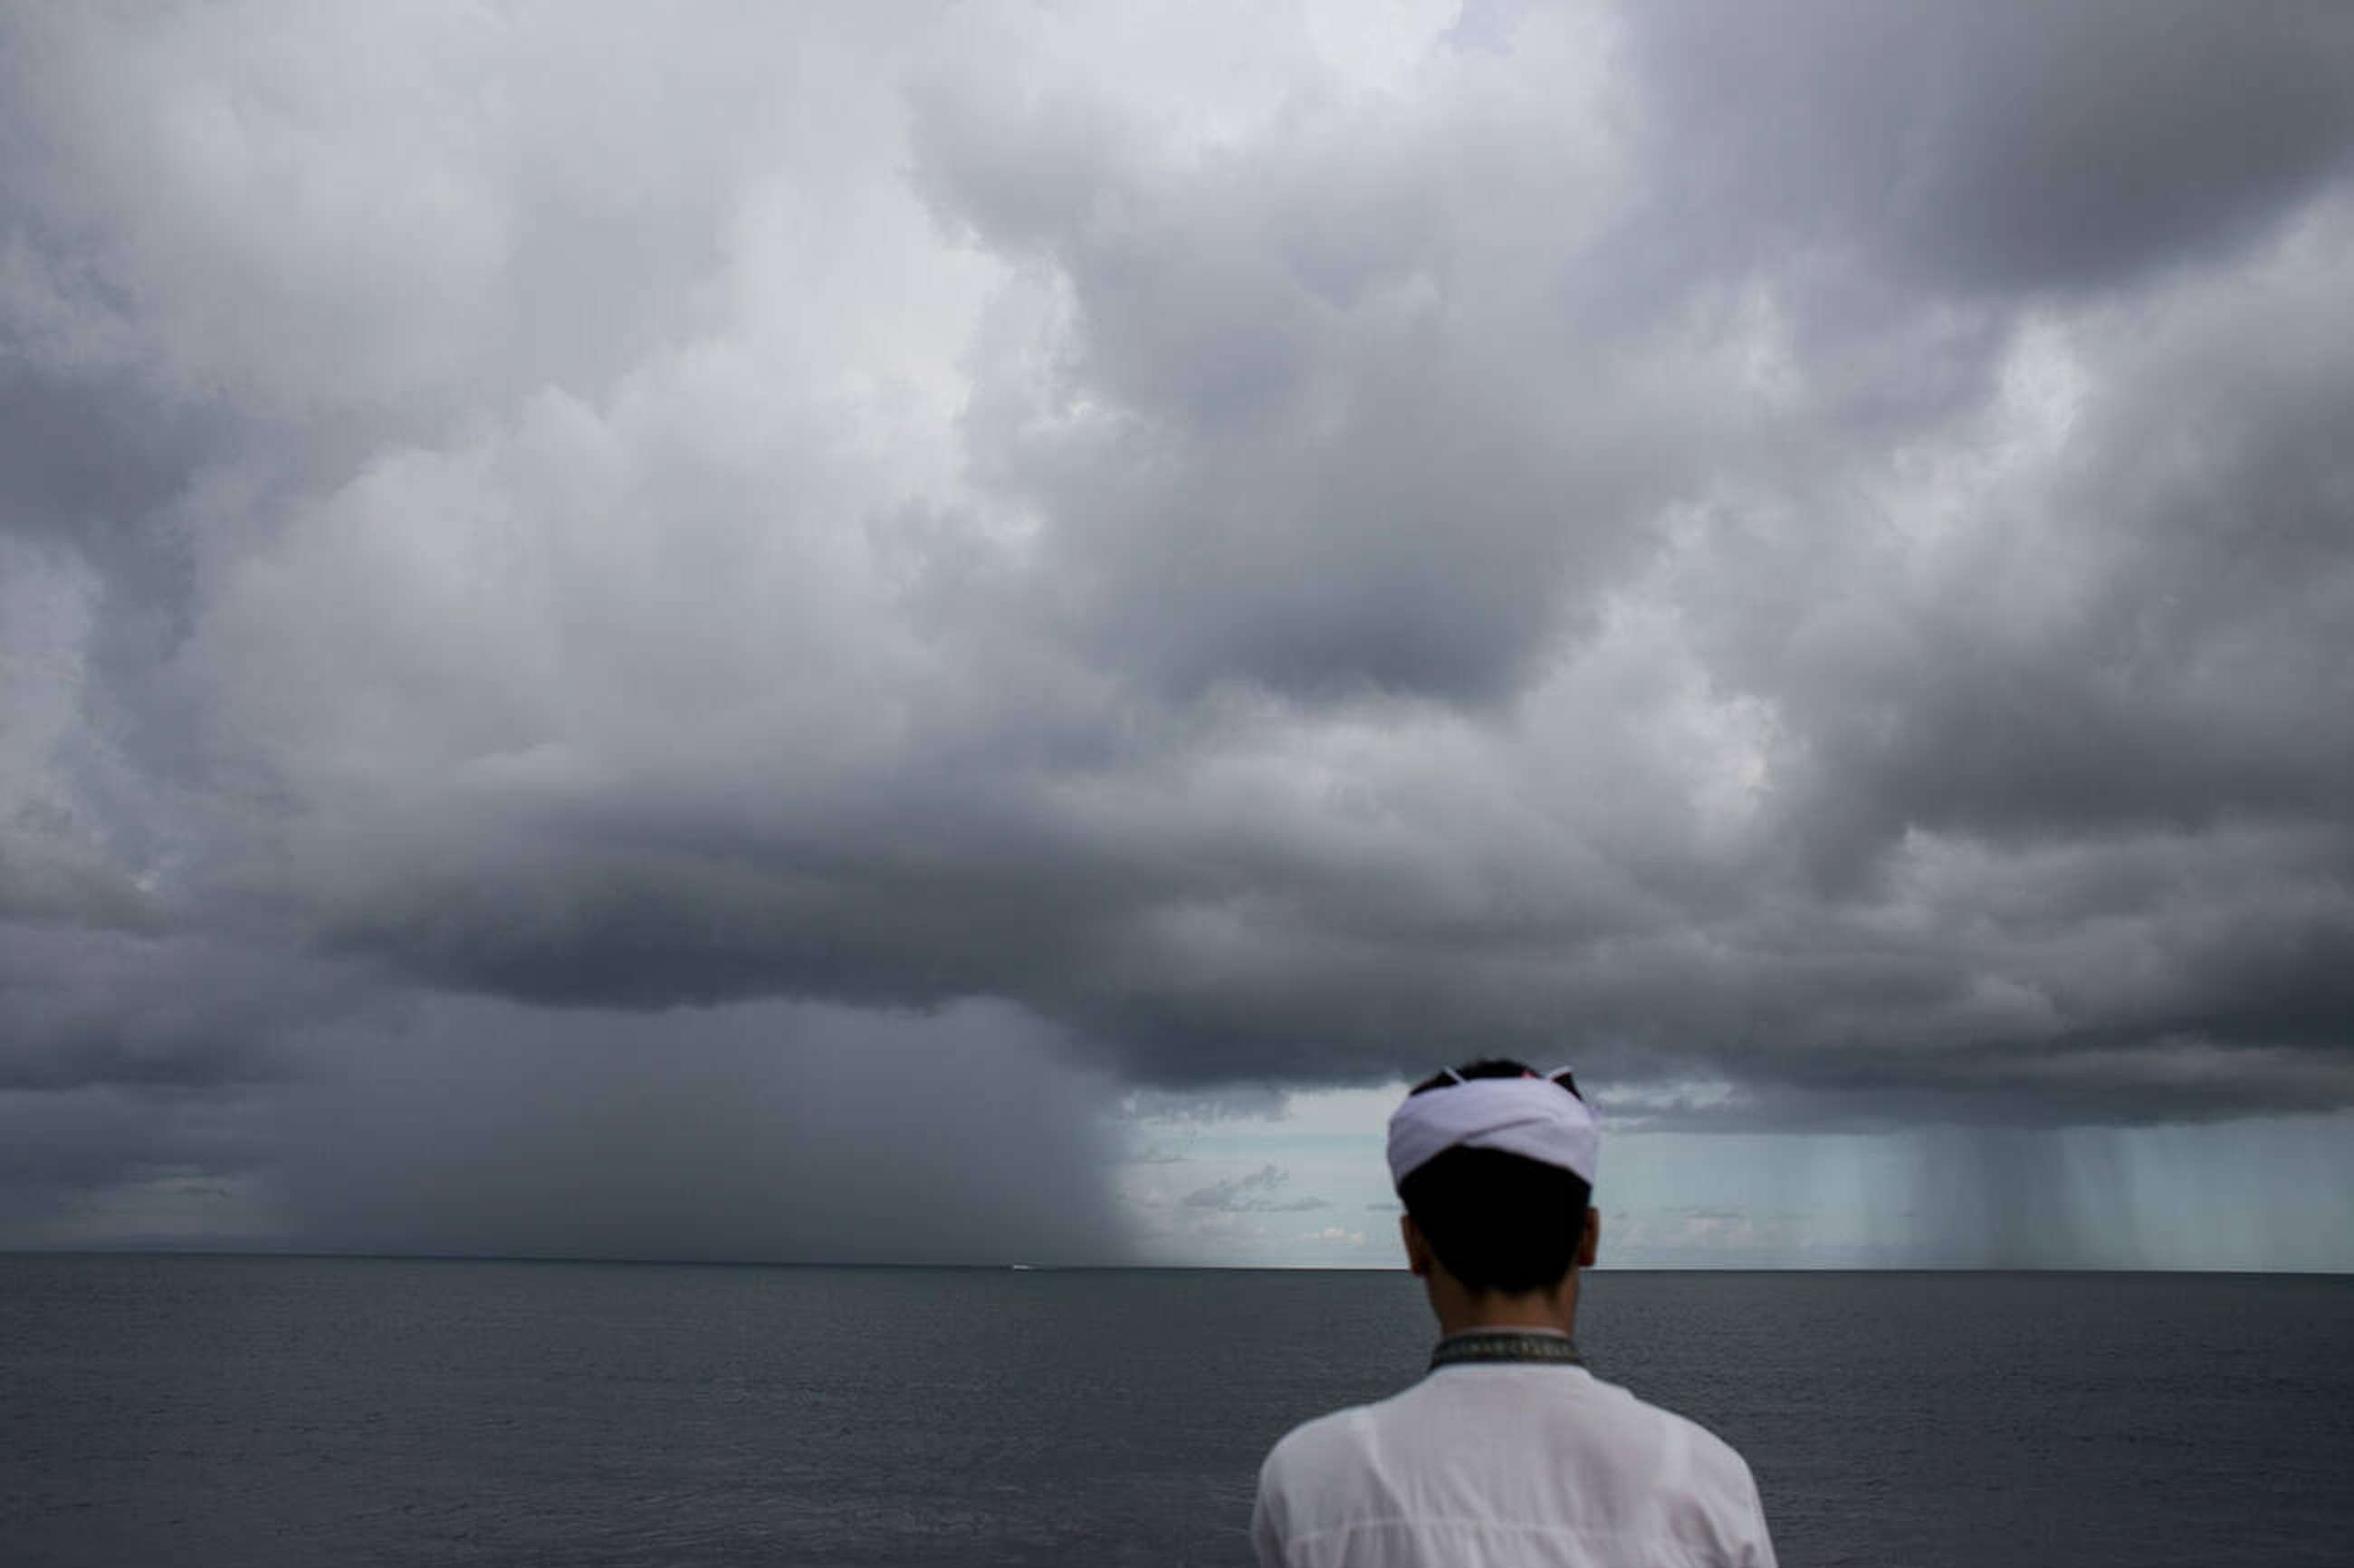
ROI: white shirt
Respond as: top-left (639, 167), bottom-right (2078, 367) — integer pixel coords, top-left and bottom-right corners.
top-left (1252, 1352), bottom-right (1776, 1568)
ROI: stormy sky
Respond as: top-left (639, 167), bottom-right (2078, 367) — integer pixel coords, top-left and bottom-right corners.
top-left (5, 0), bottom-right (2351, 1268)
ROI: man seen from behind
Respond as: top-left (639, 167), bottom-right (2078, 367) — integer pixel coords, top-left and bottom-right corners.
top-left (1251, 1060), bottom-right (1775, 1567)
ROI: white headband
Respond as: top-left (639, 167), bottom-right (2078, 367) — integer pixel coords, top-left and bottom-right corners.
top-left (1386, 1074), bottom-right (1599, 1189)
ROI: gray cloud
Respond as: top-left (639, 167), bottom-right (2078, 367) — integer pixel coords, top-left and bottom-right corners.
top-left (1628, 0), bottom-right (2354, 297)
top-left (4, 2), bottom-right (2352, 1257)
top-left (1182, 1164), bottom-right (1330, 1214)
top-left (2, 996), bottom-right (1127, 1264)
top-left (273, 997), bottom-right (1127, 1266)
top-left (907, 51), bottom-right (1697, 704)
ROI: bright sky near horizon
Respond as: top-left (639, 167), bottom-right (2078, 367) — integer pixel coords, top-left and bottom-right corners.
top-left (1115, 1085), bottom-right (2354, 1271)
top-left (5, 1), bottom-right (2353, 1269)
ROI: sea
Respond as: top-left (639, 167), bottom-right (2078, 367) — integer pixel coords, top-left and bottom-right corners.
top-left (4, 1258), bottom-right (2349, 1567)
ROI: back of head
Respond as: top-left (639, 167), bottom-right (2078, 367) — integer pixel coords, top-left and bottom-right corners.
top-left (1395, 1060), bottom-right (1593, 1296)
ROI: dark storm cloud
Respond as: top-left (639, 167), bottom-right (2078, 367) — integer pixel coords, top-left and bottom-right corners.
top-left (0, 370), bottom-right (222, 551)
top-left (0, 926), bottom-right (344, 1092)
top-left (1712, 273), bottom-right (2354, 868)
top-left (0, 998), bottom-right (1129, 1262)
top-left (270, 998), bottom-right (1128, 1266)
top-left (1629, 0), bottom-right (2354, 296)
top-left (5, 0), bottom-right (2354, 1261)
top-left (0, 1084), bottom-right (263, 1199)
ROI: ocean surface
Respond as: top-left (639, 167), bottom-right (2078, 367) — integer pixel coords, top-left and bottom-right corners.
top-left (4, 1258), bottom-right (2349, 1567)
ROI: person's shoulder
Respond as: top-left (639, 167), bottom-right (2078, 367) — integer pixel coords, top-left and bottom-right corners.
top-left (1257, 1376), bottom-right (1443, 1500)
top-left (1576, 1376), bottom-right (1772, 1561)
top-left (1254, 1397), bottom-right (1404, 1568)
top-left (1591, 1374), bottom-right (1762, 1489)
top-left (1259, 1396), bottom-right (1381, 1482)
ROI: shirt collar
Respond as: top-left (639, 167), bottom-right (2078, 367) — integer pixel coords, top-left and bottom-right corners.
top-left (1429, 1329), bottom-right (1584, 1371)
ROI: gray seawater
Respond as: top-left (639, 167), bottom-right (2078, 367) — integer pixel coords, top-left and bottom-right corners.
top-left (4, 1258), bottom-right (2349, 1567)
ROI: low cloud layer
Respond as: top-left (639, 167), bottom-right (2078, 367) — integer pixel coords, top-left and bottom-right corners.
top-left (1183, 1165), bottom-right (1330, 1215)
top-left (3, 997), bottom-right (1126, 1263)
top-left (4, 2), bottom-right (2351, 1254)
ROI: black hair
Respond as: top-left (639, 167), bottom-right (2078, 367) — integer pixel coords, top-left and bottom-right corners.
top-left (1397, 1058), bottom-right (1593, 1296)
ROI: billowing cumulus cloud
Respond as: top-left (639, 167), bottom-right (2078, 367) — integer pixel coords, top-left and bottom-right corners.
top-left (3, 0), bottom-right (2350, 1256)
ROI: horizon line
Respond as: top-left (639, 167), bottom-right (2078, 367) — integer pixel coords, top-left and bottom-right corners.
top-left (5, 1246), bottom-right (2346, 1278)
